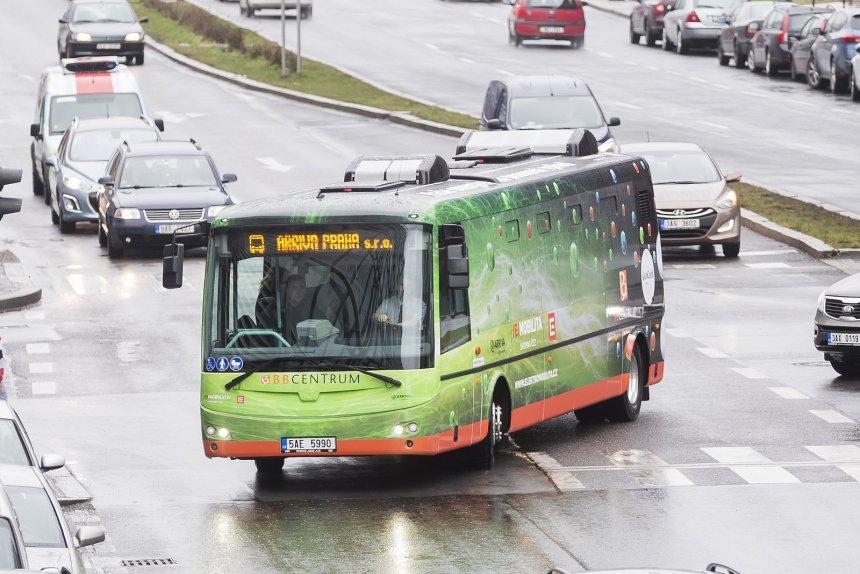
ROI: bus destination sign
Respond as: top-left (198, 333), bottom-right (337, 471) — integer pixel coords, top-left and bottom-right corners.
top-left (247, 233), bottom-right (394, 255)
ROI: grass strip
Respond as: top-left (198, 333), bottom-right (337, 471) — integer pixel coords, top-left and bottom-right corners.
top-left (132, 0), bottom-right (478, 130)
top-left (732, 182), bottom-right (860, 249)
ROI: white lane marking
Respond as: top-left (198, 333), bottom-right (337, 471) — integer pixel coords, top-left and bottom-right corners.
top-left (671, 263), bottom-right (716, 269)
top-left (66, 274), bottom-right (108, 296)
top-left (694, 120), bottom-right (729, 131)
top-left (745, 262), bottom-right (791, 269)
top-left (487, 17), bottom-right (503, 24)
top-left (787, 100), bottom-right (816, 108)
top-left (697, 347), bottom-right (727, 359)
top-left (806, 445), bottom-right (860, 481)
top-left (528, 452), bottom-right (585, 491)
top-left (25, 311), bottom-right (46, 321)
top-left (26, 343), bottom-right (50, 355)
top-left (257, 158), bottom-right (293, 173)
top-left (607, 101), bottom-right (643, 110)
top-left (742, 91), bottom-right (760, 97)
top-left (117, 341), bottom-right (142, 364)
top-left (732, 368), bottom-right (768, 379)
top-left (769, 387), bottom-right (809, 400)
top-left (740, 249), bottom-right (797, 257)
top-left (830, 107), bottom-right (852, 115)
top-left (152, 110), bottom-right (204, 124)
top-left (810, 410), bottom-right (856, 424)
top-left (459, 57), bottom-right (476, 64)
top-left (701, 447), bottom-right (800, 484)
top-left (29, 363), bottom-right (53, 374)
top-left (689, 76), bottom-right (711, 84)
top-left (605, 449), bottom-right (693, 487)
top-left (424, 43), bottom-right (440, 51)
top-left (31, 382), bottom-right (56, 395)
top-left (711, 83), bottom-right (730, 90)
top-left (495, 69), bottom-right (514, 76)
top-left (65, 265), bottom-right (83, 270)
top-left (645, 66), bottom-right (660, 71)
top-left (596, 51), bottom-right (616, 59)
top-left (664, 328), bottom-right (690, 338)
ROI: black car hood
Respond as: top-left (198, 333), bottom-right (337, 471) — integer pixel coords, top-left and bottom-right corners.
top-left (825, 272), bottom-right (860, 297)
top-left (115, 187), bottom-right (230, 209)
top-left (69, 21), bottom-right (143, 37)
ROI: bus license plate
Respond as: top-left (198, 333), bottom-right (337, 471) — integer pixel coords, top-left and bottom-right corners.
top-left (281, 437), bottom-right (337, 453)
top-left (97, 43), bottom-right (121, 50)
top-left (828, 333), bottom-right (860, 346)
top-left (540, 26), bottom-right (565, 33)
top-left (156, 224), bottom-right (194, 235)
top-left (660, 218), bottom-right (700, 230)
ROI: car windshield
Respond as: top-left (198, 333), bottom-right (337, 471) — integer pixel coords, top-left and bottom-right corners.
top-left (71, 3), bottom-right (137, 23)
top-left (6, 486), bottom-right (65, 548)
top-left (526, 0), bottom-right (578, 7)
top-left (70, 128), bottom-right (157, 162)
top-left (0, 420), bottom-right (31, 466)
top-left (49, 94), bottom-right (143, 135)
top-left (206, 224), bottom-right (434, 371)
top-left (509, 95), bottom-right (605, 130)
top-left (118, 155), bottom-right (217, 189)
top-left (0, 519), bottom-right (21, 569)
top-left (634, 149), bottom-right (721, 184)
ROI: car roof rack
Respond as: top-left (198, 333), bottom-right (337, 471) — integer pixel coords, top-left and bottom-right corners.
top-left (189, 138), bottom-right (202, 150)
top-left (343, 154), bottom-right (450, 185)
top-left (318, 181), bottom-right (406, 197)
top-left (456, 128), bottom-right (598, 158)
top-left (61, 56), bottom-right (120, 73)
top-left (452, 146), bottom-right (533, 163)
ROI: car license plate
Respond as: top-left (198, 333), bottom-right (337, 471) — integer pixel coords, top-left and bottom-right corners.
top-left (660, 218), bottom-right (700, 230)
top-left (281, 437), bottom-right (337, 453)
top-left (539, 26), bottom-right (565, 33)
top-left (96, 43), bottom-right (121, 50)
top-left (828, 333), bottom-right (860, 346)
top-left (156, 224), bottom-right (195, 235)
top-left (710, 16), bottom-right (727, 24)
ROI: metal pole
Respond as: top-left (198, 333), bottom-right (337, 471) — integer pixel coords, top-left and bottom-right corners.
top-left (296, 1), bottom-right (302, 75)
top-left (280, 0), bottom-right (286, 77)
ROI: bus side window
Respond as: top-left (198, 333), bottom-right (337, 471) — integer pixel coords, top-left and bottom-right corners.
top-left (599, 195), bottom-right (618, 218)
top-left (440, 225), bottom-right (472, 354)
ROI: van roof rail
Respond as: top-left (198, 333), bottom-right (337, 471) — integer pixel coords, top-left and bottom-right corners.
top-left (344, 154), bottom-right (450, 185)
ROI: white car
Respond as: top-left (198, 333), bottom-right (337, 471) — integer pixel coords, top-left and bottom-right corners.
top-left (237, 0), bottom-right (313, 19)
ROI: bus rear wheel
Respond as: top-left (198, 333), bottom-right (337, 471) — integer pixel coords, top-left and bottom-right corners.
top-left (605, 344), bottom-right (645, 422)
top-left (254, 458), bottom-right (285, 474)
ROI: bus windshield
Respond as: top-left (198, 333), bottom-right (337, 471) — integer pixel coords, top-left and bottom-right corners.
top-left (206, 224), bottom-right (433, 371)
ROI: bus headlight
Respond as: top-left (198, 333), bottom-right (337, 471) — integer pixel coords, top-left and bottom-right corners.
top-left (217, 427), bottom-right (230, 439)
top-left (392, 424), bottom-right (404, 436)
top-left (74, 32), bottom-right (92, 42)
top-left (113, 208), bottom-right (140, 220)
top-left (124, 32), bottom-right (143, 42)
top-left (407, 423), bottom-right (419, 433)
top-left (206, 426), bottom-right (216, 436)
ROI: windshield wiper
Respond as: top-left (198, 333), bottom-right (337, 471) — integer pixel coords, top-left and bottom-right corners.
top-left (224, 356), bottom-right (401, 390)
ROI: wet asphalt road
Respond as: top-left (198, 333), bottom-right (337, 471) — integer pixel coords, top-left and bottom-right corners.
top-left (2, 2), bottom-right (860, 573)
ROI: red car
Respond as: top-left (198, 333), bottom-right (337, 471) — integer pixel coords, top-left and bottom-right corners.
top-left (506, 0), bottom-right (588, 49)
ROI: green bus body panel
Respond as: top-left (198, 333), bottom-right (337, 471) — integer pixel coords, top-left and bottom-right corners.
top-left (201, 153), bottom-right (665, 449)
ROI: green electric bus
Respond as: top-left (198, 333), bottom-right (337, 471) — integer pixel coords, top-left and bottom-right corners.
top-left (163, 129), bottom-right (666, 472)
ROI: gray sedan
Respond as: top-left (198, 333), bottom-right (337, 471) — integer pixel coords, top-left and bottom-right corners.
top-left (662, 0), bottom-right (737, 54)
top-left (619, 142), bottom-right (742, 257)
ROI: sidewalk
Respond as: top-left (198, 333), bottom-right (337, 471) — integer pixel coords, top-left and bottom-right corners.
top-left (0, 250), bottom-right (42, 313)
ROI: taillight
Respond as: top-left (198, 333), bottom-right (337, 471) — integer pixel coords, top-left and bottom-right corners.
top-left (842, 36), bottom-right (860, 43)
top-left (685, 10), bottom-right (700, 23)
top-left (654, 2), bottom-right (665, 14)
top-left (777, 14), bottom-right (789, 44)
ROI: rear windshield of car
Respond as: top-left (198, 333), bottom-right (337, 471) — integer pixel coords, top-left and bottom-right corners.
top-left (0, 420), bottom-right (32, 466)
top-left (509, 95), bottom-right (604, 130)
top-left (0, 519), bottom-right (22, 569)
top-left (851, 15), bottom-right (860, 30)
top-left (526, 0), bottom-right (580, 8)
top-left (6, 486), bottom-right (65, 548)
top-left (742, 3), bottom-right (773, 19)
top-left (696, 0), bottom-right (735, 10)
top-left (70, 128), bottom-right (158, 162)
top-left (71, 2), bottom-right (137, 23)
top-left (49, 93), bottom-right (144, 135)
top-left (634, 150), bottom-right (721, 185)
top-left (790, 13), bottom-right (819, 33)
top-left (119, 155), bottom-right (217, 189)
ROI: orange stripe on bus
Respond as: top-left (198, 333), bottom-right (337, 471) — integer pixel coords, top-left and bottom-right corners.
top-left (75, 73), bottom-right (113, 94)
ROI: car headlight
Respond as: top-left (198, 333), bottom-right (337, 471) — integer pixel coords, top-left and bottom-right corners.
top-left (817, 290), bottom-right (827, 313)
top-left (62, 173), bottom-right (93, 192)
top-left (714, 189), bottom-right (738, 210)
top-left (74, 32), bottom-right (92, 42)
top-left (598, 138), bottom-right (618, 153)
top-left (113, 208), bottom-right (140, 220)
top-left (124, 32), bottom-right (143, 42)
top-left (208, 205), bottom-right (227, 218)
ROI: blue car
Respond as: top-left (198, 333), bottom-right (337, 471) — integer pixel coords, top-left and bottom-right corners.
top-left (96, 140), bottom-right (236, 259)
top-left (809, 7), bottom-right (860, 93)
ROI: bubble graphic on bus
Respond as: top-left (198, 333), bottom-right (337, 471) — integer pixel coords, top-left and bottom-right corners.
top-left (609, 169), bottom-right (617, 183)
top-left (553, 246), bottom-right (559, 265)
top-left (501, 191), bottom-right (510, 208)
top-left (620, 231), bottom-right (628, 255)
top-left (633, 162), bottom-right (640, 174)
top-left (603, 260), bottom-right (609, 273)
top-left (631, 211), bottom-right (637, 228)
top-left (589, 206), bottom-right (595, 222)
top-left (569, 242), bottom-right (580, 278)
top-left (633, 251), bottom-right (640, 267)
top-left (553, 181), bottom-right (560, 195)
top-left (650, 332), bottom-right (657, 351)
top-left (622, 203), bottom-right (627, 217)
top-left (594, 256), bottom-right (599, 270)
top-left (537, 187), bottom-right (542, 200)
top-left (498, 225), bottom-right (503, 237)
top-left (486, 242), bottom-right (495, 271)
top-left (526, 221), bottom-right (533, 239)
top-left (611, 221), bottom-right (617, 238)
top-left (639, 227), bottom-right (645, 244)
top-left (609, 248), bottom-right (614, 262)
top-left (626, 184), bottom-right (632, 196)
top-left (616, 342), bottom-right (622, 357)
top-left (648, 223), bottom-right (653, 237)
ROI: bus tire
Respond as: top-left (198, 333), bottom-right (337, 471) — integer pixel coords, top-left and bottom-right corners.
top-left (464, 394), bottom-right (506, 471)
top-left (254, 457), bottom-right (285, 474)
top-left (574, 403), bottom-right (606, 423)
top-left (605, 344), bottom-right (644, 422)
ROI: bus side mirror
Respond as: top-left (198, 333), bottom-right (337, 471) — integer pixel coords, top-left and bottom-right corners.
top-left (446, 244), bottom-right (469, 289)
top-left (163, 243), bottom-right (185, 289)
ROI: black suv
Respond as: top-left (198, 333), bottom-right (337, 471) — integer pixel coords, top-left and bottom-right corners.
top-left (96, 140), bottom-right (236, 259)
top-left (747, 3), bottom-right (834, 75)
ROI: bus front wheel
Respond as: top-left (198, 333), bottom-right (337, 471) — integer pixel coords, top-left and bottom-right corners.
top-left (605, 344), bottom-right (645, 422)
top-left (464, 397), bottom-right (506, 471)
top-left (254, 458), bottom-right (285, 474)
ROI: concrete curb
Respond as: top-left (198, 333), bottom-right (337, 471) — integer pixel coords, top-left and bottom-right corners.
top-left (741, 208), bottom-right (839, 259)
top-left (0, 285), bottom-right (42, 313)
top-left (144, 37), bottom-right (467, 139)
top-left (48, 466), bottom-right (93, 507)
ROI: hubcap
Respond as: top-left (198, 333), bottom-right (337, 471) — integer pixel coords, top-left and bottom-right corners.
top-left (627, 354), bottom-right (640, 404)
top-left (490, 403), bottom-right (503, 445)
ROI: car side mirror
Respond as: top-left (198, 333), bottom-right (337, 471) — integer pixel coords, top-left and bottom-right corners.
top-left (811, 27), bottom-right (821, 36)
top-left (748, 22), bottom-right (760, 32)
top-left (30, 124), bottom-right (41, 138)
top-left (139, 16), bottom-right (149, 23)
top-left (221, 173), bottom-right (238, 184)
top-left (608, 117), bottom-right (621, 127)
top-left (580, 0), bottom-right (589, 5)
top-left (40, 453), bottom-right (66, 472)
top-left (163, 242), bottom-right (185, 289)
top-left (98, 176), bottom-right (114, 187)
top-left (154, 117), bottom-right (165, 132)
top-left (44, 157), bottom-right (57, 168)
top-left (665, 4), bottom-right (673, 11)
top-left (486, 118), bottom-right (503, 130)
top-left (723, 171), bottom-right (742, 183)
top-left (74, 526), bottom-right (105, 549)
top-left (59, 18), bottom-right (67, 24)
top-left (502, 0), bottom-right (515, 4)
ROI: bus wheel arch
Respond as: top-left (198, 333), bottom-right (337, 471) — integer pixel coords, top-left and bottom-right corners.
top-left (463, 376), bottom-right (511, 471)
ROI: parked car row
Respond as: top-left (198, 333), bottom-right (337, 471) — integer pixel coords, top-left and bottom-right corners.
top-left (631, 0), bottom-right (860, 101)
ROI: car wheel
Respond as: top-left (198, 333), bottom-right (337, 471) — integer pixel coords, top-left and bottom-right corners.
top-left (661, 28), bottom-right (673, 51)
top-left (630, 20), bottom-right (641, 45)
top-left (764, 49), bottom-right (777, 76)
top-left (605, 344), bottom-right (645, 422)
top-left (302, 6), bottom-right (312, 18)
top-left (676, 28), bottom-right (687, 54)
top-left (807, 58), bottom-right (822, 89)
top-left (239, 4), bottom-right (246, 15)
top-left (58, 200), bottom-right (75, 234)
top-left (645, 25), bottom-right (657, 47)
top-left (135, 53), bottom-right (144, 66)
top-left (254, 458), bottom-right (285, 474)
top-left (50, 199), bottom-right (59, 225)
top-left (42, 168), bottom-right (51, 205)
top-left (733, 42), bottom-right (745, 69)
top-left (570, 37), bottom-right (584, 49)
top-left (830, 59), bottom-right (847, 94)
top-left (31, 164), bottom-right (44, 196)
top-left (718, 42), bottom-right (730, 66)
top-left (247, 6), bottom-right (254, 17)
top-left (107, 225), bottom-right (124, 259)
top-left (748, 48), bottom-right (761, 73)
top-left (98, 220), bottom-right (107, 247)
top-left (463, 390), bottom-right (507, 470)
top-left (722, 241), bottom-right (741, 258)
top-left (829, 357), bottom-right (860, 378)
top-left (851, 68), bottom-right (860, 102)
